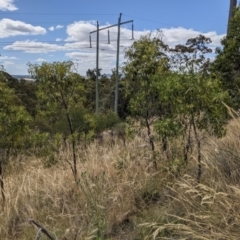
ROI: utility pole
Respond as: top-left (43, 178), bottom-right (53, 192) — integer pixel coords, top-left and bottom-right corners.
top-left (96, 21), bottom-right (99, 114)
top-left (114, 13), bottom-right (122, 115)
top-left (227, 0), bottom-right (237, 34)
top-left (90, 14), bottom-right (133, 116)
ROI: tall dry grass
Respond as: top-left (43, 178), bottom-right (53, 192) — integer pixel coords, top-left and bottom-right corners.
top-left (0, 119), bottom-right (240, 239)
top-left (0, 135), bottom-right (167, 239)
top-left (139, 118), bottom-right (240, 239)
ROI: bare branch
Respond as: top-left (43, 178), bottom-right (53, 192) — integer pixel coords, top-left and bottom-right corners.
top-left (29, 219), bottom-right (55, 240)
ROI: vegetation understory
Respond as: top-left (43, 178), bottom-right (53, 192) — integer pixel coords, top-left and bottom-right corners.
top-left (0, 117), bottom-right (240, 240)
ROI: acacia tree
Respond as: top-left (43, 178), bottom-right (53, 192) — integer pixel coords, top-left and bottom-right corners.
top-left (155, 35), bottom-right (230, 182)
top-left (28, 61), bottom-right (85, 179)
top-left (123, 32), bottom-right (170, 161)
top-left (124, 33), bottom-right (230, 182)
top-left (0, 80), bottom-right (31, 205)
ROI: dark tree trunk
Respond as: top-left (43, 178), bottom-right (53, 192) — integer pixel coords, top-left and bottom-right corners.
top-left (192, 116), bottom-right (202, 183)
top-left (145, 112), bottom-right (157, 169)
top-left (0, 160), bottom-right (5, 206)
top-left (183, 125), bottom-right (192, 164)
top-left (60, 90), bottom-right (78, 180)
top-left (145, 115), bottom-right (155, 152)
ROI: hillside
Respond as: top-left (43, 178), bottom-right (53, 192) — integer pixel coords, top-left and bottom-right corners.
top-left (0, 117), bottom-right (239, 240)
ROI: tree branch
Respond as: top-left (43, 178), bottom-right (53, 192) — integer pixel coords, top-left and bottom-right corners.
top-left (29, 219), bottom-right (54, 240)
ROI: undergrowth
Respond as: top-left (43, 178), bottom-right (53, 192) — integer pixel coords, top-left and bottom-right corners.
top-left (0, 118), bottom-right (240, 239)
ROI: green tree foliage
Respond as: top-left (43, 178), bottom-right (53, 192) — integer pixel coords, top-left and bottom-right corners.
top-left (211, 6), bottom-right (240, 107)
top-left (28, 61), bottom-right (85, 179)
top-left (0, 79), bottom-right (31, 204)
top-left (85, 68), bottom-right (118, 114)
top-left (155, 35), bottom-right (230, 182)
top-left (17, 79), bottom-right (37, 117)
top-left (123, 33), bottom-right (230, 181)
top-left (123, 32), bottom-right (169, 156)
top-left (0, 71), bottom-right (37, 117)
top-left (85, 68), bottom-right (99, 111)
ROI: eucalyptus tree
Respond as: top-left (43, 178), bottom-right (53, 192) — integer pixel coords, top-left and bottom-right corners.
top-left (28, 61), bottom-right (85, 179)
top-left (0, 80), bottom-right (31, 204)
top-left (154, 35), bottom-right (230, 182)
top-left (123, 32), bottom-right (170, 160)
top-left (123, 33), bottom-right (230, 181)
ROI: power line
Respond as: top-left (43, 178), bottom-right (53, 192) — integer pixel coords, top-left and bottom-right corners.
top-left (1, 12), bottom-right (118, 16)
top-left (0, 12), bottom-right (178, 27)
top-left (123, 14), bottom-right (176, 27)
top-left (89, 13), bottom-right (133, 115)
top-left (0, 40), bottom-right (129, 46)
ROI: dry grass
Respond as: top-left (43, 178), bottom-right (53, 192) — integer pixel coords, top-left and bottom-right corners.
top-left (0, 119), bottom-right (240, 239)
top-left (0, 136), bottom-right (166, 239)
top-left (139, 118), bottom-right (240, 239)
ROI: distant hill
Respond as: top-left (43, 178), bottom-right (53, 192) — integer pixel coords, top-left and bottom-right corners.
top-left (12, 75), bottom-right (34, 81)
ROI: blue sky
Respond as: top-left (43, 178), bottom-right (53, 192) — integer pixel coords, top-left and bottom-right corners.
top-left (0, 0), bottom-right (237, 75)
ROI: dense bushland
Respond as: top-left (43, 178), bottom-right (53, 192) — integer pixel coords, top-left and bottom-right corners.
top-left (0, 7), bottom-right (240, 239)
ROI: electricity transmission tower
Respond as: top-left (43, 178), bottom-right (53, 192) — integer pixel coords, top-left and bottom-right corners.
top-left (89, 14), bottom-right (134, 115)
top-left (227, 0), bottom-right (237, 33)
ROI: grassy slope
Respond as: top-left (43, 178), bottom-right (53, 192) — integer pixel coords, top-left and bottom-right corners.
top-left (0, 118), bottom-right (240, 240)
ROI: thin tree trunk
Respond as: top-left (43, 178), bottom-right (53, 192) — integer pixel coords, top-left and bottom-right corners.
top-left (60, 91), bottom-right (77, 180)
top-left (145, 116), bottom-right (155, 152)
top-left (192, 116), bottom-right (202, 183)
top-left (183, 124), bottom-right (192, 164)
top-left (145, 113), bottom-right (157, 169)
top-left (66, 111), bottom-right (77, 179)
top-left (162, 133), bottom-right (168, 152)
top-left (0, 160), bottom-right (5, 206)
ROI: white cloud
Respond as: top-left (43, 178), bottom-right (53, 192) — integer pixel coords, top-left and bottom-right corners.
top-left (56, 25), bottom-right (64, 29)
top-left (65, 51), bottom-right (116, 75)
top-left (0, 18), bottom-right (46, 38)
top-left (3, 39), bottom-right (92, 53)
top-left (4, 40), bottom-right (64, 53)
top-left (5, 22), bottom-right (224, 54)
top-left (4, 61), bottom-right (14, 65)
top-left (66, 21), bottom-right (97, 41)
top-left (3, 20), bottom-right (225, 75)
top-left (0, 0), bottom-right (18, 11)
top-left (63, 21), bottom-right (225, 74)
top-left (49, 26), bottom-right (54, 31)
top-left (0, 56), bottom-right (17, 60)
top-left (161, 27), bottom-right (225, 48)
top-left (36, 58), bottom-right (46, 62)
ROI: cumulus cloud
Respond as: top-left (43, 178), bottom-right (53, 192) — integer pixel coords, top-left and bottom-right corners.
top-left (65, 51), bottom-right (115, 74)
top-left (0, 18), bottom-right (46, 38)
top-left (65, 21), bottom-right (224, 52)
top-left (161, 27), bottom-right (225, 48)
top-left (0, 0), bottom-right (18, 11)
top-left (56, 25), bottom-right (64, 29)
top-left (3, 20), bottom-right (225, 75)
top-left (49, 26), bottom-right (54, 31)
top-left (3, 39), bottom-right (92, 53)
top-left (4, 21), bottom-right (224, 54)
top-left (63, 21), bottom-right (225, 74)
top-left (4, 40), bottom-right (64, 53)
top-left (36, 58), bottom-right (46, 62)
top-left (66, 21), bottom-right (97, 42)
top-left (0, 56), bottom-right (17, 60)
top-left (4, 61), bottom-right (14, 65)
